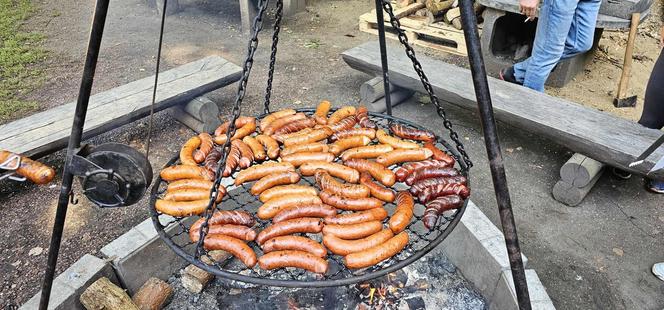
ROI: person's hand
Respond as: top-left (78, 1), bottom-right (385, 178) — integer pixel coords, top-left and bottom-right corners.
top-left (519, 0), bottom-right (540, 19)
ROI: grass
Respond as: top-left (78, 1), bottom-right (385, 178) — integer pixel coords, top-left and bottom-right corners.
top-left (0, 0), bottom-right (46, 122)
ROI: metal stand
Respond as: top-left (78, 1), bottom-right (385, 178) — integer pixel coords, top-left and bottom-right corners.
top-left (38, 0), bottom-right (110, 309)
top-left (374, 0), bottom-right (393, 116)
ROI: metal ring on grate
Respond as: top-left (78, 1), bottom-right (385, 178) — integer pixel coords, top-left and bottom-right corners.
top-left (149, 109), bottom-right (470, 288)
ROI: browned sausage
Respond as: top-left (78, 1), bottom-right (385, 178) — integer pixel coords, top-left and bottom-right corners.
top-left (300, 161), bottom-right (359, 183)
top-left (388, 192), bottom-right (414, 234)
top-left (359, 172), bottom-right (395, 202)
top-left (155, 199), bottom-right (211, 217)
top-left (394, 159), bottom-right (452, 182)
top-left (255, 134), bottom-right (280, 159)
top-left (274, 117), bottom-right (316, 136)
top-left (319, 190), bottom-right (383, 211)
top-left (231, 139), bottom-right (254, 169)
top-left (243, 136), bottom-right (267, 161)
top-left (322, 220), bottom-right (383, 239)
top-left (340, 144), bottom-right (394, 161)
top-left (327, 116), bottom-right (357, 133)
top-left (262, 236), bottom-right (327, 258)
top-left (235, 162), bottom-right (295, 185)
top-left (258, 250), bottom-right (328, 273)
top-left (203, 148), bottom-right (221, 174)
top-left (163, 188), bottom-right (223, 202)
top-left (314, 100), bottom-right (331, 125)
top-left (281, 151), bottom-right (335, 167)
top-left (214, 116), bottom-right (257, 144)
top-left (324, 207), bottom-right (388, 225)
top-left (315, 170), bottom-right (370, 199)
top-left (272, 204), bottom-right (337, 223)
top-left (166, 179), bottom-right (226, 194)
top-left (389, 123), bottom-right (436, 142)
top-left (355, 106), bottom-right (377, 129)
top-left (260, 109), bottom-right (297, 131)
top-left (203, 235), bottom-right (257, 268)
top-left (192, 133), bottom-right (213, 163)
top-left (418, 183), bottom-right (470, 203)
top-left (376, 129), bottom-right (420, 149)
top-left (344, 232), bottom-right (409, 269)
top-left (330, 128), bottom-right (376, 142)
top-left (423, 142), bottom-right (455, 166)
top-left (0, 151), bottom-right (55, 185)
top-left (405, 167), bottom-right (460, 186)
top-left (323, 229), bottom-right (393, 256)
top-left (272, 128), bottom-right (313, 143)
top-left (259, 185), bottom-right (317, 202)
top-left (208, 210), bottom-right (256, 227)
top-left (189, 220), bottom-right (257, 242)
top-left (423, 195), bottom-right (464, 229)
top-left (263, 113), bottom-right (307, 136)
top-left (283, 127), bottom-right (334, 147)
top-left (180, 136), bottom-right (201, 166)
top-left (376, 148), bottom-right (433, 167)
top-left (329, 135), bottom-right (371, 156)
top-left (344, 158), bottom-right (396, 187)
top-left (281, 142), bottom-right (329, 156)
top-left (327, 106), bottom-right (356, 125)
top-left (160, 165), bottom-right (214, 181)
top-left (257, 194), bottom-right (323, 219)
top-left (251, 172), bottom-right (301, 195)
top-left (223, 143), bottom-right (242, 177)
top-left (255, 217), bottom-right (324, 245)
top-left (410, 176), bottom-right (467, 195)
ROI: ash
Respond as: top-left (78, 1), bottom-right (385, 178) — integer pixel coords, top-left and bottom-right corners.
top-left (164, 254), bottom-right (485, 310)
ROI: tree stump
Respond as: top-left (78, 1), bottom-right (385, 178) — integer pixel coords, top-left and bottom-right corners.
top-left (80, 277), bottom-right (139, 310)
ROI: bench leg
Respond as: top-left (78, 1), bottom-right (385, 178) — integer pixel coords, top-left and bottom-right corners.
top-left (170, 96), bottom-right (222, 133)
top-left (156, 0), bottom-right (179, 16)
top-left (360, 77), bottom-right (414, 113)
top-left (239, 0), bottom-right (257, 34)
top-left (552, 153), bottom-right (605, 206)
top-left (283, 0), bottom-right (306, 16)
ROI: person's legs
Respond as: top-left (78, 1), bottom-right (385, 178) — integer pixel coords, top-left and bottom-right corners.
top-left (560, 0), bottom-right (602, 59)
top-left (639, 49), bottom-right (664, 193)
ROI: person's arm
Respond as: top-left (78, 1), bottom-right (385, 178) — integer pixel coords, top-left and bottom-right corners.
top-left (519, 0), bottom-right (540, 18)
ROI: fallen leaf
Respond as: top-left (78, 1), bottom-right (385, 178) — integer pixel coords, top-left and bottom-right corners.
top-left (29, 247), bottom-right (43, 256)
top-left (612, 247), bottom-right (624, 257)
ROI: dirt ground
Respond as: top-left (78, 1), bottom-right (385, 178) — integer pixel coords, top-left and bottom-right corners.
top-left (0, 0), bottom-right (662, 309)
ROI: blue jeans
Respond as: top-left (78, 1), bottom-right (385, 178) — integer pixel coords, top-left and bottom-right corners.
top-left (513, 0), bottom-right (602, 92)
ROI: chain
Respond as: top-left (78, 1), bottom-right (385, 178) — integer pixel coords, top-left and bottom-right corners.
top-left (195, 0), bottom-right (271, 258)
top-left (380, 0), bottom-right (473, 168)
top-left (262, 0), bottom-right (283, 114)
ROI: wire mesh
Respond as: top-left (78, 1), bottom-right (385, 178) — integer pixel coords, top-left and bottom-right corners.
top-left (149, 109), bottom-right (470, 287)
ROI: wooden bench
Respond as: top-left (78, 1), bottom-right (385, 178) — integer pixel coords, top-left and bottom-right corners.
top-left (0, 56), bottom-right (242, 158)
top-left (342, 42), bottom-right (664, 205)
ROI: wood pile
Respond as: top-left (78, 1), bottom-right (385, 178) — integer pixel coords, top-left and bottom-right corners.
top-left (393, 0), bottom-right (485, 30)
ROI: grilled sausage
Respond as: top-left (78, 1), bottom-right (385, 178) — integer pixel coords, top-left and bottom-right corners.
top-left (163, 188), bottom-right (223, 202)
top-left (281, 142), bottom-right (330, 156)
top-left (180, 136), bottom-right (201, 166)
top-left (255, 134), bottom-right (280, 159)
top-left (283, 127), bottom-right (334, 147)
top-left (423, 195), bottom-right (464, 229)
top-left (329, 135), bottom-right (371, 156)
top-left (418, 183), bottom-right (470, 203)
top-left (234, 162), bottom-right (295, 185)
top-left (160, 165), bottom-right (214, 181)
top-left (166, 179), bottom-right (226, 194)
top-left (376, 129), bottom-right (420, 149)
top-left (323, 229), bottom-right (394, 256)
top-left (259, 185), bottom-right (317, 203)
top-left (394, 159), bottom-right (453, 182)
top-left (355, 106), bottom-right (377, 129)
top-left (300, 161), bottom-right (360, 183)
top-left (203, 235), bottom-right (257, 268)
top-left (231, 139), bottom-right (254, 169)
top-left (208, 210), bottom-right (256, 227)
top-left (410, 176), bottom-right (467, 195)
top-left (243, 136), bottom-right (267, 161)
top-left (260, 109), bottom-right (297, 132)
top-left (258, 250), bottom-right (328, 273)
top-left (344, 158), bottom-right (396, 187)
top-left (262, 236), bottom-right (327, 258)
top-left (324, 207), bottom-right (388, 225)
top-left (203, 148), bottom-right (221, 173)
top-left (272, 203), bottom-right (337, 223)
top-left (423, 142), bottom-right (455, 166)
top-left (314, 100), bottom-right (331, 125)
top-left (189, 220), bottom-right (257, 242)
top-left (214, 116), bottom-right (257, 144)
top-left (257, 194), bottom-right (323, 219)
top-left (250, 171), bottom-right (301, 195)
top-left (281, 151), bottom-right (335, 167)
top-left (322, 220), bottom-right (383, 239)
top-left (327, 106), bottom-right (356, 125)
top-left (330, 128), bottom-right (376, 142)
top-left (319, 190), bottom-right (383, 211)
top-left (389, 123), bottom-right (436, 142)
top-left (340, 144), bottom-right (394, 161)
top-left (193, 133), bottom-right (214, 163)
top-left (255, 217), bottom-right (324, 245)
top-left (274, 117), bottom-right (316, 136)
top-left (223, 143), bottom-right (242, 177)
top-left (388, 192), bottom-right (414, 234)
top-left (315, 170), bottom-right (370, 199)
top-left (344, 232), bottom-right (409, 269)
top-left (359, 172), bottom-right (395, 202)
top-left (0, 151), bottom-right (55, 184)
top-left (405, 167), bottom-right (460, 186)
top-left (376, 148), bottom-right (433, 167)
top-left (273, 128), bottom-right (313, 143)
top-left (155, 199), bottom-right (211, 217)
top-left (263, 113), bottom-right (307, 136)
top-left (327, 116), bottom-right (357, 133)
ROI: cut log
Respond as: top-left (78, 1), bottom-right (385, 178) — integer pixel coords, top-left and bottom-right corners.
top-left (394, 3), bottom-right (426, 19)
top-left (425, 0), bottom-right (455, 15)
top-left (445, 7), bottom-right (462, 29)
top-left (425, 11), bottom-right (445, 24)
top-left (80, 277), bottom-right (139, 310)
top-left (396, 0), bottom-right (414, 8)
top-left (559, 153), bottom-right (605, 187)
top-left (415, 8), bottom-right (428, 16)
top-left (367, 89), bottom-right (415, 113)
top-left (552, 172), bottom-right (601, 207)
top-left (360, 77), bottom-right (407, 104)
top-left (181, 250), bottom-right (231, 293)
top-left (172, 96), bottom-right (222, 133)
top-left (132, 277), bottom-right (173, 310)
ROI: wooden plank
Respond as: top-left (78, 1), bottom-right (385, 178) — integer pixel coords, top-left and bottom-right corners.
top-left (341, 42), bottom-right (664, 179)
top-left (0, 56), bottom-right (242, 158)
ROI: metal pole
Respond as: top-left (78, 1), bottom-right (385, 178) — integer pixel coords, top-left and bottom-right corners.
top-left (457, 0), bottom-right (531, 309)
top-left (39, 0), bottom-right (110, 308)
top-left (374, 0), bottom-right (393, 116)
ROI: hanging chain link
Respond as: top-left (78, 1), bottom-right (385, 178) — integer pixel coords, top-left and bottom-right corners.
top-left (380, 0), bottom-right (473, 168)
top-left (263, 0), bottom-right (283, 114)
top-left (195, 0), bottom-right (271, 258)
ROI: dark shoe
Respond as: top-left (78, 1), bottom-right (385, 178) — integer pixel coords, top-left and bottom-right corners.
top-left (645, 178), bottom-right (664, 194)
top-left (611, 167), bottom-right (632, 180)
top-left (499, 67), bottom-right (522, 85)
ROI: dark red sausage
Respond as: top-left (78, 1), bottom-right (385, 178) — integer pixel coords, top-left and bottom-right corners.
top-left (418, 183), bottom-right (470, 203)
top-left (423, 195), bottom-right (464, 229)
top-left (355, 106), bottom-right (377, 129)
top-left (423, 142), bottom-right (455, 166)
top-left (389, 123), bottom-right (436, 142)
top-left (405, 167), bottom-right (460, 186)
top-left (394, 159), bottom-right (452, 182)
top-left (410, 176), bottom-right (468, 195)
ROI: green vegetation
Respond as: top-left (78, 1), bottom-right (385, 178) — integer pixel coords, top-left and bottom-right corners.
top-left (0, 0), bottom-right (46, 122)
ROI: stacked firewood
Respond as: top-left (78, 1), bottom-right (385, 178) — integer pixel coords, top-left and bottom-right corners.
top-left (394, 0), bottom-right (485, 30)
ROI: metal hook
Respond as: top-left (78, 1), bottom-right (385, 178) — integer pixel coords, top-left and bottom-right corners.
top-left (0, 154), bottom-right (26, 182)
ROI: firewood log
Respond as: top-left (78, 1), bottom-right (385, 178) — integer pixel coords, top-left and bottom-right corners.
top-left (132, 277), bottom-right (173, 310)
top-left (80, 277), bottom-right (139, 310)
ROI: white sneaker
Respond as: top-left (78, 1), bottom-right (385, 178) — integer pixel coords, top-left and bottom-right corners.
top-left (653, 263), bottom-right (664, 281)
